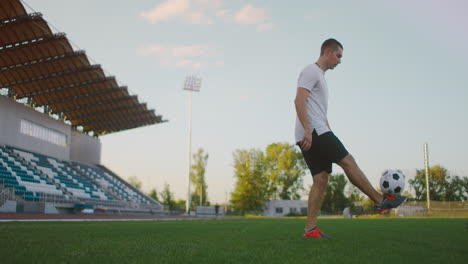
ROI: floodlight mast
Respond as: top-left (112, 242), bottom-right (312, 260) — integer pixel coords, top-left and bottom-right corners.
top-left (183, 76), bottom-right (201, 214)
top-left (424, 143), bottom-right (431, 210)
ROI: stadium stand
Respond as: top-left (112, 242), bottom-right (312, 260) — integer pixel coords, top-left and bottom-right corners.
top-left (0, 145), bottom-right (62, 201)
top-left (0, 145), bottom-right (163, 213)
top-left (10, 146), bottom-right (110, 200)
top-left (72, 162), bottom-right (152, 205)
top-left (0, 0), bottom-right (165, 215)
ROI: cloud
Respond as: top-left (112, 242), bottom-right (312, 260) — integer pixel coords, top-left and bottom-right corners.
top-left (256, 22), bottom-right (274, 32)
top-left (139, 44), bottom-right (208, 57)
top-left (140, 0), bottom-right (190, 23)
top-left (176, 60), bottom-right (206, 69)
top-left (186, 11), bottom-right (212, 24)
top-left (233, 5), bottom-right (269, 24)
top-left (215, 9), bottom-right (228, 17)
top-left (140, 1), bottom-right (274, 31)
top-left (138, 44), bottom-right (222, 69)
top-left (232, 4), bottom-right (274, 32)
top-left (140, 0), bottom-right (224, 24)
top-left (195, 0), bottom-right (223, 9)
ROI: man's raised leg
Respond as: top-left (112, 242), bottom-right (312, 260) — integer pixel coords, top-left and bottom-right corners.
top-left (338, 154), bottom-right (407, 213)
top-left (338, 154), bottom-right (383, 204)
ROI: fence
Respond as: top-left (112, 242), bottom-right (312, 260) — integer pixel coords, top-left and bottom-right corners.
top-left (399, 201), bottom-right (468, 217)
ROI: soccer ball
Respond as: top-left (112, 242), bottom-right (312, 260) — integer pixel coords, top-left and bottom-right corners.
top-left (380, 169), bottom-right (405, 197)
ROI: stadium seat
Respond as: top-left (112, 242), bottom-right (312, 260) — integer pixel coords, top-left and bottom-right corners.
top-left (1, 146), bottom-right (159, 208)
top-left (72, 161), bottom-right (154, 204)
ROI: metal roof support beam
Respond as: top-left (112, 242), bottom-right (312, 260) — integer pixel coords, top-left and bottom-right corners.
top-left (1, 64), bottom-right (101, 87)
top-left (22, 76), bottom-right (115, 98)
top-left (70, 103), bottom-right (141, 121)
top-left (80, 108), bottom-right (150, 127)
top-left (63, 95), bottom-right (137, 115)
top-left (0, 50), bottom-right (86, 72)
top-left (93, 118), bottom-right (164, 135)
top-left (0, 12), bottom-right (42, 25)
top-left (0, 33), bottom-right (65, 51)
top-left (89, 116), bottom-right (158, 132)
top-left (47, 86), bottom-right (126, 106)
top-left (83, 112), bottom-right (146, 129)
top-left (70, 106), bottom-right (141, 125)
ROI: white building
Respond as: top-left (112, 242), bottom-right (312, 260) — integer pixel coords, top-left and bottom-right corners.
top-left (263, 200), bottom-right (308, 217)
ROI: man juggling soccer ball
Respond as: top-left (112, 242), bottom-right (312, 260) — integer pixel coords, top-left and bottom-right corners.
top-left (294, 39), bottom-right (407, 239)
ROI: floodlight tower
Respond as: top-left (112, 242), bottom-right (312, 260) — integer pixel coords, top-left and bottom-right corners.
top-left (183, 76), bottom-right (201, 214)
top-left (424, 143), bottom-right (431, 210)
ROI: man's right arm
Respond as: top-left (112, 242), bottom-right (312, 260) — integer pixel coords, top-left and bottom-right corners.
top-left (295, 87), bottom-right (312, 151)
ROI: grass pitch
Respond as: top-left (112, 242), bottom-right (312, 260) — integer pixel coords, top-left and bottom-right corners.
top-left (0, 218), bottom-right (466, 263)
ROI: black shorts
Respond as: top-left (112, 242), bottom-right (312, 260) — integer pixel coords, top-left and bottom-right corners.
top-left (297, 130), bottom-right (349, 176)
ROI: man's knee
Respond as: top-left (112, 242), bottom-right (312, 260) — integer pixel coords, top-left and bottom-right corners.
top-left (312, 172), bottom-right (329, 188)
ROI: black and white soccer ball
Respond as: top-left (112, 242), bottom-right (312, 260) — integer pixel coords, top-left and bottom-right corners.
top-left (379, 169), bottom-right (405, 197)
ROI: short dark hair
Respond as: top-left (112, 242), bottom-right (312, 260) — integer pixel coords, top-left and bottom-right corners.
top-left (320, 38), bottom-right (343, 55)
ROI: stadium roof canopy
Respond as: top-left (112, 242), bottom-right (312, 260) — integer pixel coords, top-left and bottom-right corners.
top-left (0, 0), bottom-right (166, 136)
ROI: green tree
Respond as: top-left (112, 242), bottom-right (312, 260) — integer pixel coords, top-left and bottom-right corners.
top-left (409, 165), bottom-right (450, 201)
top-left (160, 183), bottom-right (176, 210)
top-left (265, 143), bottom-right (306, 200)
top-left (321, 174), bottom-right (351, 213)
top-left (128, 175), bottom-right (142, 190)
top-left (230, 149), bottom-right (268, 214)
top-left (175, 199), bottom-right (186, 211)
top-left (445, 175), bottom-right (468, 201)
top-left (190, 148), bottom-right (209, 206)
top-left (409, 165), bottom-right (468, 201)
top-left (190, 192), bottom-right (211, 209)
top-left (360, 197), bottom-right (376, 213)
top-left (148, 188), bottom-right (159, 202)
top-left (346, 185), bottom-right (362, 203)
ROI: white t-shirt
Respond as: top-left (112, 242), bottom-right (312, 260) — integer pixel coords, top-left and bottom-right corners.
top-left (295, 63), bottom-right (330, 143)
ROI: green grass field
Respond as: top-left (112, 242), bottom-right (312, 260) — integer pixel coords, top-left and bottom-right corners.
top-left (1, 218), bottom-right (467, 263)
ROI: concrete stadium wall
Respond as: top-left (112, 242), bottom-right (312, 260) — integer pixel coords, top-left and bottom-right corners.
top-left (0, 200), bottom-right (17, 213)
top-left (70, 130), bottom-right (101, 165)
top-left (0, 96), bottom-right (101, 164)
top-left (0, 96), bottom-right (71, 160)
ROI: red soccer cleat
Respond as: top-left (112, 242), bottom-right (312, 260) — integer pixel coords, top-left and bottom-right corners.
top-left (303, 227), bottom-right (331, 239)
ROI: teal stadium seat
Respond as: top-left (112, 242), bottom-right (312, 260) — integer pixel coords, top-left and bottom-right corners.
top-left (1, 146), bottom-right (158, 207)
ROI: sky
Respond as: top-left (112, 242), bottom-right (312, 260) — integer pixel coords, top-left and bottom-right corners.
top-left (23, 0), bottom-right (468, 203)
